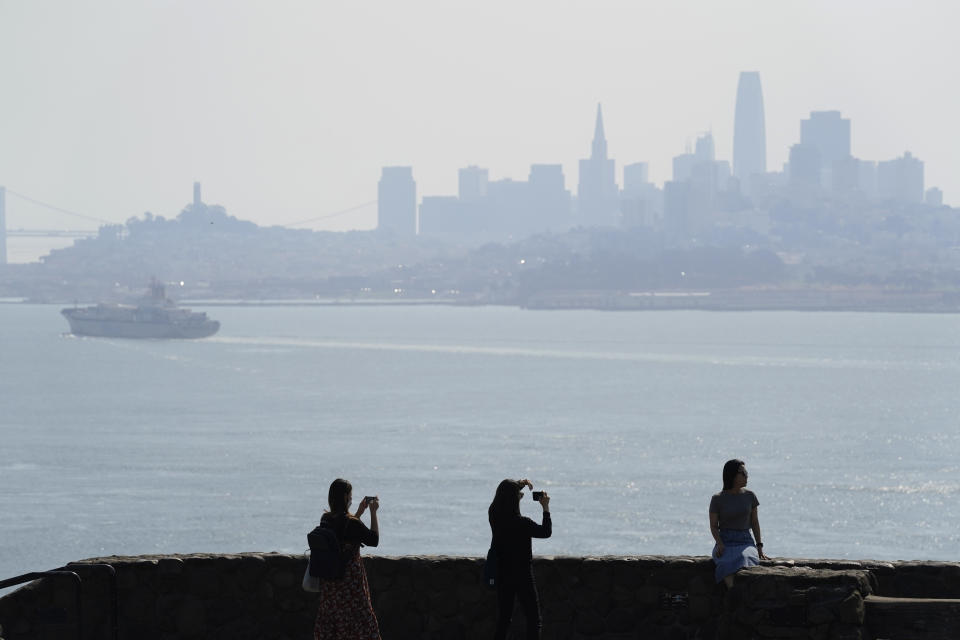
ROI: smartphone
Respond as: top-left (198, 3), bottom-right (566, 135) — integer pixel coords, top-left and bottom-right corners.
top-left (363, 496), bottom-right (377, 504)
top-left (532, 491), bottom-right (544, 501)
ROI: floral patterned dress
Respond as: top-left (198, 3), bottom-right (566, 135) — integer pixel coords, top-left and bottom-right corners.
top-left (314, 542), bottom-right (381, 640)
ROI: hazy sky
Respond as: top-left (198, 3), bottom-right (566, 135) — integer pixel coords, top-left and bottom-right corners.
top-left (1, 0), bottom-right (958, 231)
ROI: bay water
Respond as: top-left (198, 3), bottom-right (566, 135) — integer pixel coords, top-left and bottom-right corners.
top-left (1, 303), bottom-right (958, 582)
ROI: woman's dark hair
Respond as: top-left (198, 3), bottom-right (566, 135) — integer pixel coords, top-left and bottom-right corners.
top-left (488, 479), bottom-right (522, 526)
top-left (722, 459), bottom-right (745, 490)
top-left (327, 478), bottom-right (352, 514)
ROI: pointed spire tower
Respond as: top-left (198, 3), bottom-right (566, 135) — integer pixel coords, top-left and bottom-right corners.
top-left (578, 103), bottom-right (619, 226)
top-left (592, 104), bottom-right (608, 160)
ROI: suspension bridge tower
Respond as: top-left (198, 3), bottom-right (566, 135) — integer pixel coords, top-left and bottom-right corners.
top-left (0, 185), bottom-right (7, 265)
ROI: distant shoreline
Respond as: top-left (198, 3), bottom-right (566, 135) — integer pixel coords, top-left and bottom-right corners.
top-left (8, 292), bottom-right (960, 313)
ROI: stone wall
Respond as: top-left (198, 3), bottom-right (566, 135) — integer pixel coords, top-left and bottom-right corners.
top-left (0, 554), bottom-right (957, 640)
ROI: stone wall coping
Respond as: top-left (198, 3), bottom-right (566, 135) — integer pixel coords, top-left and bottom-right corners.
top-left (3, 551), bottom-right (957, 639)
top-left (64, 553), bottom-right (954, 568)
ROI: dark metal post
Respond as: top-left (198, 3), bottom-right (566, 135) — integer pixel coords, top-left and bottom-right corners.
top-left (0, 571), bottom-right (82, 640)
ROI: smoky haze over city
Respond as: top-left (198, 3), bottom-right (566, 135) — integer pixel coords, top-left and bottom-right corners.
top-left (2, 0), bottom-right (960, 309)
top-left (0, 1), bottom-right (958, 227)
top-left (1, 0), bottom-right (960, 300)
top-left (6, 4), bottom-right (960, 631)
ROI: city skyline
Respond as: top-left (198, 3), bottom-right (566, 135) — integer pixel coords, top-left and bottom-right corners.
top-left (1, 1), bottom-right (957, 232)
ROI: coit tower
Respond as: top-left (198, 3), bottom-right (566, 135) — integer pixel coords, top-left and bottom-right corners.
top-left (733, 71), bottom-right (767, 188)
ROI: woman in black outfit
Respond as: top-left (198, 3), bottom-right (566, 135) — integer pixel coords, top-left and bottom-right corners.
top-left (489, 478), bottom-right (552, 640)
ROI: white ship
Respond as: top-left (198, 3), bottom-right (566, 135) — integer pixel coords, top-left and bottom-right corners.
top-left (61, 281), bottom-right (220, 339)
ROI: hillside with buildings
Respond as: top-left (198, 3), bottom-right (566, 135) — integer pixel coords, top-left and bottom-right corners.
top-left (2, 72), bottom-right (959, 309)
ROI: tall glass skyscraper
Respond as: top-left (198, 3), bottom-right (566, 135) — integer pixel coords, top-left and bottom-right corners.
top-left (733, 72), bottom-right (767, 190)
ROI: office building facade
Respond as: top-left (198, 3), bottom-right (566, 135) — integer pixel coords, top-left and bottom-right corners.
top-left (878, 152), bottom-right (924, 203)
top-left (378, 167), bottom-right (417, 235)
top-left (800, 111), bottom-right (851, 168)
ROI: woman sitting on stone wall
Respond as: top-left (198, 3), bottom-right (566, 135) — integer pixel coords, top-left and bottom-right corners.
top-left (313, 478), bottom-right (381, 640)
top-left (709, 459), bottom-right (767, 587)
top-left (489, 478), bottom-right (552, 640)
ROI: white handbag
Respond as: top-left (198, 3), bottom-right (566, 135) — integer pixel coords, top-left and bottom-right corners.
top-left (302, 550), bottom-right (321, 592)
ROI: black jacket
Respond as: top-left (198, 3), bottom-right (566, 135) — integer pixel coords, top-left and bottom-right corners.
top-left (490, 512), bottom-right (551, 574)
top-left (320, 512), bottom-right (379, 549)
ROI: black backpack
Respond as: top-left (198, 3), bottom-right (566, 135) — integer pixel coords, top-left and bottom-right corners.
top-left (308, 521), bottom-right (349, 579)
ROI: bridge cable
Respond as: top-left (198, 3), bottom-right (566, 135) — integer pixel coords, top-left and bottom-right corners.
top-left (4, 189), bottom-right (117, 225)
top-left (281, 200), bottom-right (376, 228)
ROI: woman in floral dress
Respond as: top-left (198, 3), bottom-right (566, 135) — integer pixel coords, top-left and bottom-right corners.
top-left (314, 478), bottom-right (381, 640)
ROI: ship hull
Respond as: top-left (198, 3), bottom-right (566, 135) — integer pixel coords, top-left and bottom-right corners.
top-left (62, 310), bottom-right (220, 339)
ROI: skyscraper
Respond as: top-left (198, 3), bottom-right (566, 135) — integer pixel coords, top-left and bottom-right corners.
top-left (878, 152), bottom-right (924, 203)
top-left (577, 104), bottom-right (619, 226)
top-left (788, 144), bottom-right (821, 186)
top-left (528, 164), bottom-right (572, 232)
top-left (695, 131), bottom-right (715, 162)
top-left (377, 167), bottom-right (417, 235)
top-left (733, 72), bottom-right (767, 193)
top-left (623, 162), bottom-right (649, 192)
top-left (458, 166), bottom-right (489, 202)
top-left (800, 111), bottom-right (851, 169)
top-left (0, 186), bottom-right (6, 265)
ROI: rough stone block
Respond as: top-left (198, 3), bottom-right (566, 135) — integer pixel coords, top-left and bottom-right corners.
top-left (686, 573), bottom-right (713, 595)
top-left (425, 615), bottom-right (467, 639)
top-left (268, 568), bottom-right (295, 589)
top-left (455, 580), bottom-right (486, 605)
top-left (828, 626), bottom-right (862, 640)
top-left (756, 623), bottom-right (811, 638)
top-left (275, 595), bottom-right (305, 613)
top-left (174, 599), bottom-right (205, 637)
top-left (430, 567), bottom-right (457, 591)
top-left (204, 597), bottom-right (244, 626)
top-left (366, 555), bottom-right (397, 576)
top-left (234, 556), bottom-right (268, 593)
top-left (604, 606), bottom-right (635, 633)
top-left (119, 585), bottom-right (154, 623)
top-left (635, 584), bottom-right (661, 607)
top-left (426, 589), bottom-right (460, 619)
top-left (466, 616), bottom-right (495, 640)
top-left (580, 560), bottom-right (613, 592)
top-left (807, 603), bottom-right (835, 625)
top-left (573, 608), bottom-right (604, 636)
top-left (610, 584), bottom-right (635, 606)
top-left (155, 593), bottom-right (184, 631)
top-left (188, 566), bottom-right (222, 598)
top-left (570, 582), bottom-right (605, 610)
top-left (688, 594), bottom-right (715, 622)
top-left (157, 558), bottom-right (184, 576)
top-left (835, 591), bottom-right (864, 625)
top-left (373, 588), bottom-right (416, 622)
top-left (541, 598), bottom-right (574, 624)
top-left (208, 616), bottom-right (260, 640)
